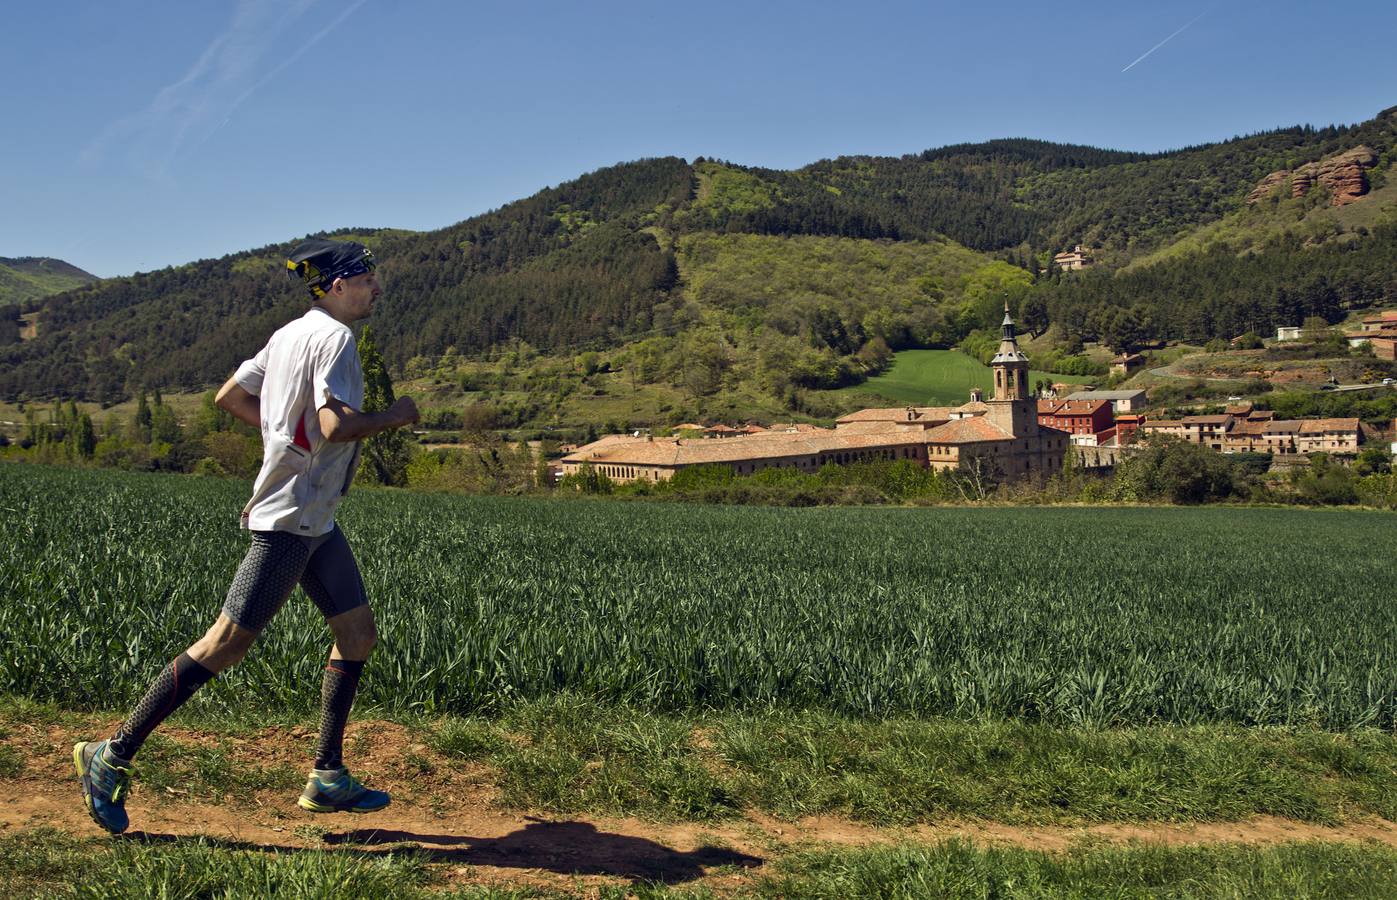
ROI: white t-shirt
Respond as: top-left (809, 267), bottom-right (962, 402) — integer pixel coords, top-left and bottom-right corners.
top-left (233, 307), bottom-right (364, 535)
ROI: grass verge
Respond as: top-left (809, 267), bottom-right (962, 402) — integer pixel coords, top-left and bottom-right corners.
top-left (430, 698), bottom-right (1397, 826)
top-left (5, 695), bottom-right (1394, 827)
top-left (759, 839), bottom-right (1397, 899)
top-left (4, 828), bottom-right (1396, 898)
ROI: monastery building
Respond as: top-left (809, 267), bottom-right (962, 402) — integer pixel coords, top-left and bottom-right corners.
top-left (560, 306), bottom-right (1069, 483)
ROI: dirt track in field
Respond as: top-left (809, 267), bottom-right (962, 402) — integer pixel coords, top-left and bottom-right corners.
top-left (5, 718), bottom-right (1396, 895)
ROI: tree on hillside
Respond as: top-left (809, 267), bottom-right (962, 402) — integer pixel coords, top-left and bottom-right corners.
top-left (358, 326), bottom-right (411, 486)
top-left (1099, 307), bottom-right (1146, 354)
top-left (133, 391), bottom-right (153, 444)
top-left (1019, 294), bottom-right (1049, 338)
top-left (1302, 315), bottom-right (1331, 341)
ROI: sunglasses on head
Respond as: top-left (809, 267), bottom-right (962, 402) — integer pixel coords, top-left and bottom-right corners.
top-left (331, 255), bottom-right (376, 282)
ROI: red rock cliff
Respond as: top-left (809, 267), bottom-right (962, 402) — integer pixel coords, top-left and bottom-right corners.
top-left (1247, 145), bottom-right (1378, 206)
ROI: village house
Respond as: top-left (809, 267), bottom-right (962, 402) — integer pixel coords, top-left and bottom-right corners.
top-left (1140, 415), bottom-right (1233, 449)
top-left (1275, 325), bottom-right (1302, 341)
top-left (560, 306), bottom-right (1069, 483)
top-left (1359, 311), bottom-right (1397, 332)
top-left (1114, 413), bottom-right (1145, 442)
top-left (1140, 409), bottom-right (1361, 459)
top-left (1296, 419), bottom-right (1362, 455)
top-left (1036, 398), bottom-right (1113, 439)
top-left (1063, 389), bottom-right (1148, 413)
top-left (1259, 420), bottom-right (1303, 456)
top-left (1140, 419), bottom-right (1186, 441)
top-left (1110, 353), bottom-right (1144, 376)
top-left (1369, 336), bottom-right (1397, 360)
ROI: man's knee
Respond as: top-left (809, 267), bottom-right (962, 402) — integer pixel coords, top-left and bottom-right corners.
top-left (329, 606), bottom-right (376, 660)
top-left (189, 615), bottom-right (258, 672)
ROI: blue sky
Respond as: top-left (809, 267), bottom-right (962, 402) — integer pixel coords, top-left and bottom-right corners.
top-left (3, 1), bottom-right (1394, 277)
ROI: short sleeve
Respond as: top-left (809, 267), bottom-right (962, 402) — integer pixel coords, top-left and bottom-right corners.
top-left (233, 344), bottom-right (269, 395)
top-left (313, 332), bottom-right (361, 409)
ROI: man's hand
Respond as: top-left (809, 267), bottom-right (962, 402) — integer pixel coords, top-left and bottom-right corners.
top-left (387, 397), bottom-right (420, 428)
top-left (319, 395), bottom-right (420, 442)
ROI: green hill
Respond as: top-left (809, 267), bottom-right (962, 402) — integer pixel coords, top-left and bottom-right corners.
top-left (835, 349), bottom-right (1096, 406)
top-left (7, 106), bottom-right (1397, 408)
top-left (0, 257), bottom-right (97, 305)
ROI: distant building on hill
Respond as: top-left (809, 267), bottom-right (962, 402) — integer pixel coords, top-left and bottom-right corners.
top-left (1276, 325), bottom-right (1302, 341)
top-left (1359, 311), bottom-right (1397, 332)
top-left (1052, 245), bottom-right (1095, 271)
top-left (559, 306), bottom-right (1069, 484)
top-left (1110, 353), bottom-right (1145, 376)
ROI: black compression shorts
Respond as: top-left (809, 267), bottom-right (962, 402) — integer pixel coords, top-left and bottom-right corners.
top-left (221, 525), bottom-right (368, 632)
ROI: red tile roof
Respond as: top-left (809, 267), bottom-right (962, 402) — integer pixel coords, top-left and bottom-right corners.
top-left (836, 406), bottom-right (954, 424)
top-left (1038, 399), bottom-right (1110, 416)
top-left (1298, 418), bottom-right (1360, 434)
top-left (921, 417), bottom-right (1014, 444)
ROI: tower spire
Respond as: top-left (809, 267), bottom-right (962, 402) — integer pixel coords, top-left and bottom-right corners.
top-left (990, 301), bottom-right (1029, 401)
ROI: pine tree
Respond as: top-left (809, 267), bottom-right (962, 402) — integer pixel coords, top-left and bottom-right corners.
top-left (357, 326), bottom-right (411, 486)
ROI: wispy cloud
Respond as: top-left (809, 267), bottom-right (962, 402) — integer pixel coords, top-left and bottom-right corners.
top-left (82, 0), bottom-right (367, 180)
top-left (1121, 10), bottom-right (1208, 73)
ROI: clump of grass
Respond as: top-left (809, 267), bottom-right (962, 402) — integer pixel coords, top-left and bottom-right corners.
top-left (757, 839), bottom-right (1397, 899)
top-left (0, 742), bottom-right (22, 778)
top-left (135, 734), bottom-right (300, 801)
top-left (434, 696), bottom-right (740, 821)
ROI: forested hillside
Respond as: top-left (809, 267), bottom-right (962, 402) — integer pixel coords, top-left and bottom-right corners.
top-left (4, 106), bottom-right (1397, 403)
top-left (0, 257), bottom-right (97, 306)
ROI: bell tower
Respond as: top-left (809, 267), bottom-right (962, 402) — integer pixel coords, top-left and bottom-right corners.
top-left (986, 302), bottom-right (1035, 436)
top-left (991, 301), bottom-right (1029, 400)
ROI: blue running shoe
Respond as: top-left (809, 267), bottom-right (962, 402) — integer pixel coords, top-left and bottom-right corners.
top-left (297, 767), bottom-right (390, 813)
top-left (73, 740), bottom-right (132, 834)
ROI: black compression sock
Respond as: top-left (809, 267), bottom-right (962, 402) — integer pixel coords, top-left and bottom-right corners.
top-left (109, 652), bottom-right (216, 761)
top-left (314, 658), bottom-right (365, 770)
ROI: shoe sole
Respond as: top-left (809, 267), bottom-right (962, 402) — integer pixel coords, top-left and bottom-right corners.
top-left (73, 741), bottom-right (127, 835)
top-left (297, 795), bottom-right (390, 814)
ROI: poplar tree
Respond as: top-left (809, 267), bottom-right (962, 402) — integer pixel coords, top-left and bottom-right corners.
top-left (133, 391), bottom-right (153, 443)
top-left (357, 326), bottom-right (411, 486)
top-left (74, 414), bottom-right (96, 460)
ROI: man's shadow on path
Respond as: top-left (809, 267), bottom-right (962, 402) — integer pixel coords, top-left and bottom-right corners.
top-left (128, 819), bottom-right (762, 886)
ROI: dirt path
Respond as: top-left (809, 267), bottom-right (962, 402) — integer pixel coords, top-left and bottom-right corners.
top-left (5, 718), bottom-right (1396, 895)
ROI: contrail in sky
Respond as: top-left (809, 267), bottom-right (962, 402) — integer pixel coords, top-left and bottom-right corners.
top-left (1121, 10), bottom-right (1208, 73)
top-left (82, 0), bottom-right (367, 179)
top-left (215, 0), bottom-right (371, 136)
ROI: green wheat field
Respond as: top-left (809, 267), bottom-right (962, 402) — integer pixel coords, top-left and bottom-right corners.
top-left (3, 463), bottom-right (1393, 730)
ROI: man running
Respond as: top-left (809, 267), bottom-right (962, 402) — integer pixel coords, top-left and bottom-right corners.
top-left (75, 238), bottom-right (420, 834)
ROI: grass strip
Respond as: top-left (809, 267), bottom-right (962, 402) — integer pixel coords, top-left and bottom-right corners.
top-left (0, 828), bottom-right (430, 900)
top-left (4, 828), bottom-right (1396, 899)
top-left (5, 695), bottom-right (1393, 828)
top-left (758, 839), bottom-right (1397, 899)
top-left (431, 698), bottom-right (1397, 826)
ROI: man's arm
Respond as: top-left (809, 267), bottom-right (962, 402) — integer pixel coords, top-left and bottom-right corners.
top-left (318, 396), bottom-right (419, 443)
top-left (215, 377), bottom-right (261, 429)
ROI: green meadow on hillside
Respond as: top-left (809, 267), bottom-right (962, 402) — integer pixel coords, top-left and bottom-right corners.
top-left (835, 349), bottom-right (1096, 406)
